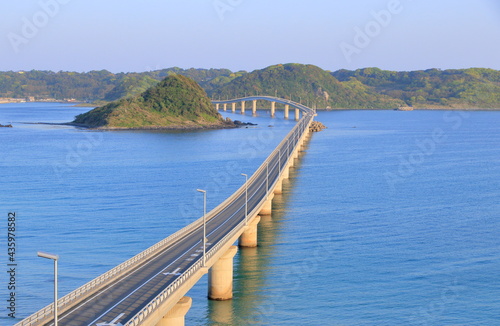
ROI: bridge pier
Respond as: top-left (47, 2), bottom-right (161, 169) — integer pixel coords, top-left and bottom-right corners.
top-left (282, 164), bottom-right (290, 179)
top-left (274, 178), bottom-right (283, 194)
top-left (208, 246), bottom-right (238, 301)
top-left (223, 103), bottom-right (227, 111)
top-left (239, 216), bottom-right (261, 248)
top-left (232, 102), bottom-right (236, 113)
top-left (156, 297), bottom-right (192, 326)
top-left (216, 103), bottom-right (220, 111)
top-left (259, 194), bottom-right (274, 215)
top-left (241, 101), bottom-right (246, 114)
top-left (295, 108), bottom-right (300, 121)
top-left (252, 100), bottom-right (257, 116)
top-left (271, 102), bottom-right (276, 117)
top-left (293, 146), bottom-right (300, 159)
top-left (285, 105), bottom-right (289, 119)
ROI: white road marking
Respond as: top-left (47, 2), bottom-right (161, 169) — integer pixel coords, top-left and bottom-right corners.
top-left (163, 268), bottom-right (181, 276)
top-left (86, 239), bottom-right (203, 326)
top-left (96, 313), bottom-right (125, 325)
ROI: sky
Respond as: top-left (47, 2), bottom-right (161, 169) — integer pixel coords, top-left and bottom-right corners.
top-left (1, 0), bottom-right (499, 73)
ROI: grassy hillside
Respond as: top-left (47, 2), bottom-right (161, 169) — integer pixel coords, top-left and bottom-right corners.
top-left (73, 75), bottom-right (232, 129)
top-left (1, 65), bottom-right (499, 109)
top-left (332, 68), bottom-right (500, 108)
top-left (0, 68), bottom-right (235, 102)
top-left (208, 64), bottom-right (404, 109)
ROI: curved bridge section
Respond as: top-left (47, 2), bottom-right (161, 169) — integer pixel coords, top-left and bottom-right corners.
top-left (213, 95), bottom-right (313, 119)
top-left (16, 97), bottom-right (316, 326)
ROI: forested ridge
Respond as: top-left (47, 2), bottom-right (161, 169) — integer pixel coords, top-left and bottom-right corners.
top-left (1, 65), bottom-right (499, 109)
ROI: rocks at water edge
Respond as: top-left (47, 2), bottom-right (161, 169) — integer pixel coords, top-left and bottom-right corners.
top-left (0, 124), bottom-right (13, 128)
top-left (309, 121), bottom-right (326, 132)
top-left (233, 120), bottom-right (257, 127)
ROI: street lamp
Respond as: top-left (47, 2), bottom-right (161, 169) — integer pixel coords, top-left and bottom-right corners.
top-left (37, 251), bottom-right (59, 326)
top-left (241, 173), bottom-right (248, 226)
top-left (196, 189), bottom-right (207, 267)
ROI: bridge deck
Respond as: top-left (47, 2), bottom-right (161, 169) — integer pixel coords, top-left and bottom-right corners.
top-left (17, 97), bottom-right (315, 326)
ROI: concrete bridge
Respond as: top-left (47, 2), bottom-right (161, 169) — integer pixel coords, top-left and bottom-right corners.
top-left (16, 96), bottom-right (316, 326)
top-left (213, 96), bottom-right (310, 120)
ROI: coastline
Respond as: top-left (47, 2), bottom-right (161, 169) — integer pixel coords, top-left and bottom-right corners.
top-left (1, 100), bottom-right (498, 111)
top-left (25, 121), bottom-right (239, 131)
top-left (316, 107), bottom-right (500, 111)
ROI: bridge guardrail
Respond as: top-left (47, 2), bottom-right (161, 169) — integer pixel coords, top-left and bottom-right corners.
top-left (15, 97), bottom-right (314, 326)
top-left (124, 99), bottom-right (315, 325)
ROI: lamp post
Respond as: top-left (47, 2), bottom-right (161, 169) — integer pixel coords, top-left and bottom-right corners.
top-left (196, 189), bottom-right (207, 267)
top-left (241, 173), bottom-right (248, 226)
top-left (37, 251), bottom-right (59, 326)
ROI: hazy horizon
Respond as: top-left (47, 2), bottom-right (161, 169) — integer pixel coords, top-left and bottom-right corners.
top-left (1, 0), bottom-right (499, 73)
top-left (2, 64), bottom-right (499, 75)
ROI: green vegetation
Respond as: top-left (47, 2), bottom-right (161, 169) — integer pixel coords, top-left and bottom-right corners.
top-left (1, 65), bottom-right (499, 109)
top-left (0, 68), bottom-right (236, 102)
top-left (73, 75), bottom-right (231, 129)
top-left (332, 67), bottom-right (500, 108)
top-left (208, 63), bottom-right (403, 109)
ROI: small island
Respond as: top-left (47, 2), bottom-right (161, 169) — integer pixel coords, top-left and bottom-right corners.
top-left (72, 75), bottom-right (235, 130)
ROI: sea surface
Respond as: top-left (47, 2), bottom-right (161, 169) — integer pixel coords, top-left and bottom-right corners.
top-left (0, 103), bottom-right (499, 326)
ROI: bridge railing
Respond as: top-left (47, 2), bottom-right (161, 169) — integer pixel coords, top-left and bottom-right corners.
top-left (124, 100), bottom-right (315, 325)
top-left (15, 97), bottom-right (314, 326)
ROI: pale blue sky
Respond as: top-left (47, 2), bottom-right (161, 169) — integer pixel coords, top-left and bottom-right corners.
top-left (1, 0), bottom-right (499, 72)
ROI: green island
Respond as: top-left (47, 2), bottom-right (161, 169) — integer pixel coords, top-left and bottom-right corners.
top-left (72, 75), bottom-right (234, 130)
top-left (0, 64), bottom-right (499, 110)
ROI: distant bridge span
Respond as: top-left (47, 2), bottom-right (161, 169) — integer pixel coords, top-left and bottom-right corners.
top-left (17, 97), bottom-right (316, 326)
top-left (212, 95), bottom-right (314, 119)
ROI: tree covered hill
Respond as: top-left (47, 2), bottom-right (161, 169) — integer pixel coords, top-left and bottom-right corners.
top-left (332, 67), bottom-right (500, 108)
top-left (0, 68), bottom-right (237, 102)
top-left (207, 63), bottom-right (404, 109)
top-left (73, 74), bottom-right (232, 129)
top-left (1, 65), bottom-right (499, 109)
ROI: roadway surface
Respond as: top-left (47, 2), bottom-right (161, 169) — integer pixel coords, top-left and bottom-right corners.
top-left (39, 107), bottom-right (310, 326)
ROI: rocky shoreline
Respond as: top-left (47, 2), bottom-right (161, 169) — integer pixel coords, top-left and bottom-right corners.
top-left (309, 121), bottom-right (327, 132)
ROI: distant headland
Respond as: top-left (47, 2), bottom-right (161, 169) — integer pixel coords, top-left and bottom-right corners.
top-left (1, 64), bottom-right (499, 110)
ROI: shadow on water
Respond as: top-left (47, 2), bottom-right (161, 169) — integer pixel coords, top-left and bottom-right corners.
top-left (206, 140), bottom-right (310, 325)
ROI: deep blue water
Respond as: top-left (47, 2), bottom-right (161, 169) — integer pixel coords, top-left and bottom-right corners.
top-left (0, 103), bottom-right (499, 325)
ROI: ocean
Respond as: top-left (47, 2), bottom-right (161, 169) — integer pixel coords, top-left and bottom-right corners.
top-left (1, 103), bottom-right (499, 325)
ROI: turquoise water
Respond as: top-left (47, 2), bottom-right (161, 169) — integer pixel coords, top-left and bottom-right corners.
top-left (1, 103), bottom-right (499, 325)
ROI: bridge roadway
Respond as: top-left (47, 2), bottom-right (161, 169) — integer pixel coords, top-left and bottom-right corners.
top-left (17, 96), bottom-right (315, 326)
